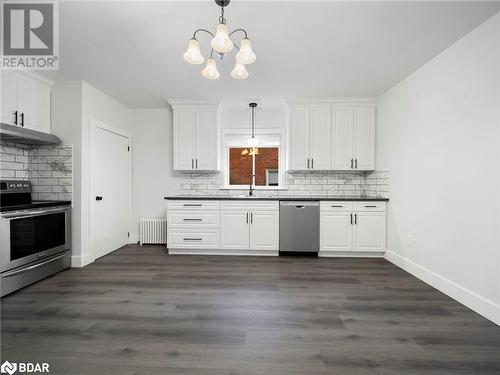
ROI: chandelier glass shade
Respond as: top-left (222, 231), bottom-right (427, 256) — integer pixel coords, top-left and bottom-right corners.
top-left (183, 0), bottom-right (256, 80)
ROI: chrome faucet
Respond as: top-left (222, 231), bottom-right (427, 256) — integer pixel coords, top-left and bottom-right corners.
top-left (249, 174), bottom-right (255, 196)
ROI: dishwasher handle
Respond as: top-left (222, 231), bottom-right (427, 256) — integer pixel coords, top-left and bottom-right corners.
top-left (280, 201), bottom-right (319, 207)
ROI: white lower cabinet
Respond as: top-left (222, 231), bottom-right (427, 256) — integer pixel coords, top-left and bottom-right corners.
top-left (221, 210), bottom-right (250, 249)
top-left (167, 200), bottom-right (279, 255)
top-left (320, 201), bottom-right (386, 255)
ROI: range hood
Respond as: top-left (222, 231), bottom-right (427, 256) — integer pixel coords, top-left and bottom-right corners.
top-left (0, 122), bottom-right (61, 145)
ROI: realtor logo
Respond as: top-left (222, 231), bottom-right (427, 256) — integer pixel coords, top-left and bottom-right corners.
top-left (1, 1), bottom-right (59, 69)
top-left (0, 361), bottom-right (17, 375)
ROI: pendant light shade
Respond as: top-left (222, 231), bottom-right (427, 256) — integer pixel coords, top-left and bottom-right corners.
top-left (231, 63), bottom-right (249, 80)
top-left (183, 38), bottom-right (204, 65)
top-left (235, 38), bottom-right (256, 64)
top-left (201, 58), bottom-right (220, 79)
top-left (247, 102), bottom-right (258, 147)
top-left (210, 23), bottom-right (234, 53)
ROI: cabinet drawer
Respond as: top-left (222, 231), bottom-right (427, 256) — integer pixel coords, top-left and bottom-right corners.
top-left (168, 230), bottom-right (219, 248)
top-left (168, 210), bottom-right (219, 229)
top-left (354, 202), bottom-right (386, 212)
top-left (167, 200), bottom-right (220, 210)
top-left (222, 200), bottom-right (279, 211)
top-left (321, 202), bottom-right (353, 212)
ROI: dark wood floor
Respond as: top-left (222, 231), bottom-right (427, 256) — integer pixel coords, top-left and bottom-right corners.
top-left (2, 245), bottom-right (499, 375)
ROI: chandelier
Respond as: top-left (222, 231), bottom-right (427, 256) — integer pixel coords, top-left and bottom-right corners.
top-left (182, 0), bottom-right (256, 80)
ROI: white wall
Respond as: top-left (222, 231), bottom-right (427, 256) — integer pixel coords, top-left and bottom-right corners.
top-left (129, 108), bottom-right (183, 241)
top-left (377, 13), bottom-right (500, 324)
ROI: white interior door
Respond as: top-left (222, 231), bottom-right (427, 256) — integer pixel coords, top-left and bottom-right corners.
top-left (91, 123), bottom-right (131, 260)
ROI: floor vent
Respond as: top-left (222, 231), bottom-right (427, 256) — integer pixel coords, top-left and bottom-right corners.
top-left (140, 219), bottom-right (167, 245)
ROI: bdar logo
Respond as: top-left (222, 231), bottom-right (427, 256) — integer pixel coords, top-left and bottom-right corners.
top-left (0, 361), bottom-right (17, 375)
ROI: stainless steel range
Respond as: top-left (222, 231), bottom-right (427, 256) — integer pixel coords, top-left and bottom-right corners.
top-left (0, 180), bottom-right (71, 296)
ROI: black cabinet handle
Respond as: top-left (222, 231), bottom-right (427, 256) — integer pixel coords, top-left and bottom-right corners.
top-left (95, 196), bottom-right (103, 201)
top-left (250, 212), bottom-right (253, 224)
top-left (14, 111), bottom-right (18, 125)
top-left (350, 213), bottom-right (353, 225)
top-left (350, 159), bottom-right (353, 169)
top-left (355, 159), bottom-right (358, 169)
top-left (196, 158), bottom-right (198, 169)
top-left (183, 238), bottom-right (202, 241)
top-left (183, 218), bottom-right (202, 221)
top-left (246, 212), bottom-right (249, 224)
top-left (311, 158), bottom-right (314, 169)
top-left (354, 213), bottom-right (357, 225)
top-left (365, 205), bottom-right (377, 208)
top-left (20, 112), bottom-right (24, 127)
top-left (191, 159), bottom-right (194, 169)
top-left (183, 204), bottom-right (202, 207)
top-left (331, 205), bottom-right (343, 208)
top-left (307, 158), bottom-right (310, 169)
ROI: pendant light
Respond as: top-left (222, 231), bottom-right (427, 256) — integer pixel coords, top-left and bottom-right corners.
top-left (248, 102), bottom-right (258, 147)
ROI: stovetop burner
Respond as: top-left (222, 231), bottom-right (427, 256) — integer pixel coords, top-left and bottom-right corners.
top-left (0, 180), bottom-right (71, 213)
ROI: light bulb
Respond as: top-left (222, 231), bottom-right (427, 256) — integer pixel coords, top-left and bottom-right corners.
top-left (201, 58), bottom-right (220, 80)
top-left (235, 38), bottom-right (256, 64)
top-left (248, 137), bottom-right (259, 147)
top-left (210, 23), bottom-right (234, 53)
top-left (231, 63), bottom-right (249, 80)
top-left (182, 38), bottom-right (204, 65)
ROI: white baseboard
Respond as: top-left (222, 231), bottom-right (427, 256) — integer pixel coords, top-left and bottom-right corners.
top-left (71, 252), bottom-right (94, 268)
top-left (385, 250), bottom-right (500, 326)
top-left (168, 248), bottom-right (278, 256)
top-left (319, 250), bottom-right (385, 258)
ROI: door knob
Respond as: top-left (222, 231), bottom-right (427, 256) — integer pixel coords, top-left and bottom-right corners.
top-left (95, 196), bottom-right (103, 201)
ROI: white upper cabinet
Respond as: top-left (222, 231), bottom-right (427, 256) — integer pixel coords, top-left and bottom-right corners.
top-left (169, 100), bottom-right (218, 171)
top-left (289, 108), bottom-right (309, 170)
top-left (353, 107), bottom-right (376, 171)
top-left (289, 106), bottom-right (331, 170)
top-left (288, 99), bottom-right (376, 171)
top-left (1, 71), bottom-right (52, 133)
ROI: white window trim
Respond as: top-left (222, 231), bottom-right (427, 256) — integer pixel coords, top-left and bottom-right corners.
top-left (220, 128), bottom-right (287, 190)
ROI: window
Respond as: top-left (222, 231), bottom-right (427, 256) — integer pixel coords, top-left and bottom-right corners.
top-left (222, 129), bottom-right (286, 189)
top-left (229, 147), bottom-right (279, 187)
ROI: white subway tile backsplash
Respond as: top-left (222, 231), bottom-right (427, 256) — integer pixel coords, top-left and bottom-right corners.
top-left (0, 141), bottom-right (73, 201)
top-left (178, 170), bottom-right (390, 198)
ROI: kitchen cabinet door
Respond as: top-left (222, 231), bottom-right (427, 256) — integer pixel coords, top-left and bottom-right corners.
top-left (320, 211), bottom-right (353, 251)
top-left (289, 108), bottom-right (310, 170)
top-left (353, 107), bottom-right (375, 170)
top-left (249, 211), bottom-right (279, 250)
top-left (353, 211), bottom-right (386, 251)
top-left (332, 106), bottom-right (354, 170)
top-left (17, 74), bottom-right (51, 133)
top-left (221, 210), bottom-right (250, 249)
top-left (195, 109), bottom-right (217, 170)
top-left (309, 107), bottom-right (331, 170)
top-left (173, 109), bottom-right (195, 170)
top-left (1, 71), bottom-right (19, 126)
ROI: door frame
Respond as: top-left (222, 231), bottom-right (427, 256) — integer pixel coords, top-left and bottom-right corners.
top-left (89, 119), bottom-right (133, 261)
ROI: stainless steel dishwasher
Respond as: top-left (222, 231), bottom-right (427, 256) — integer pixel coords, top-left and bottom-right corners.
top-left (279, 201), bottom-right (320, 253)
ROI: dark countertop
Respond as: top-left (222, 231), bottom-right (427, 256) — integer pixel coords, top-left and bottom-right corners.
top-left (165, 196), bottom-right (389, 202)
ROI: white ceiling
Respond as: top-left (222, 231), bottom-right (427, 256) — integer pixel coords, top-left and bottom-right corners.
top-left (44, 1), bottom-right (500, 108)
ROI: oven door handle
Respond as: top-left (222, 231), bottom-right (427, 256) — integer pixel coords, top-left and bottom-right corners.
top-left (2, 253), bottom-right (67, 277)
top-left (1, 207), bottom-right (70, 219)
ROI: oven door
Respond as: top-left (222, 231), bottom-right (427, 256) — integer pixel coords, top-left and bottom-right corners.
top-left (0, 206), bottom-right (71, 272)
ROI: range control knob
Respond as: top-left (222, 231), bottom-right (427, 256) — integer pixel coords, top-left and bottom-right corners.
top-left (16, 184), bottom-right (22, 187)
top-left (9, 184), bottom-right (15, 188)
top-left (23, 184), bottom-right (29, 187)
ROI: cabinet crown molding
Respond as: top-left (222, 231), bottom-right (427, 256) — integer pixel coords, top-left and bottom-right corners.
top-left (287, 97), bottom-right (377, 106)
top-left (166, 99), bottom-right (219, 110)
